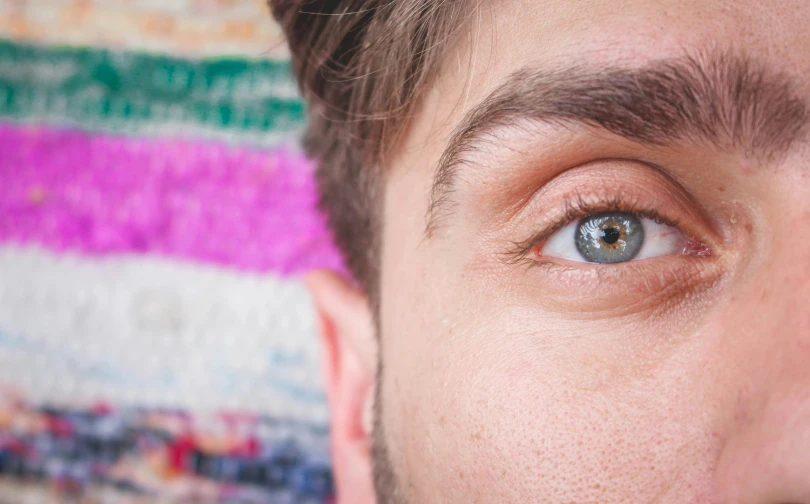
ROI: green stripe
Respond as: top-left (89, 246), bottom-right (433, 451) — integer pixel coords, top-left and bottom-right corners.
top-left (0, 39), bottom-right (305, 142)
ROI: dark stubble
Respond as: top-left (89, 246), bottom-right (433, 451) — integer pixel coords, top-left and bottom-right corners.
top-left (372, 366), bottom-right (406, 504)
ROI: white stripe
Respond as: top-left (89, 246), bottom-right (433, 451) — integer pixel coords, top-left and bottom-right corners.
top-left (0, 245), bottom-right (327, 425)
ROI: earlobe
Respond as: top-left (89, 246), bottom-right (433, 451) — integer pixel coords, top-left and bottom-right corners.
top-left (306, 270), bottom-right (378, 503)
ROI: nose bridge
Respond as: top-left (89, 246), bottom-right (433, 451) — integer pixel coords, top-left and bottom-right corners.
top-left (713, 227), bottom-right (810, 502)
top-left (755, 229), bottom-right (810, 351)
top-left (736, 196), bottom-right (810, 335)
top-left (736, 227), bottom-right (810, 401)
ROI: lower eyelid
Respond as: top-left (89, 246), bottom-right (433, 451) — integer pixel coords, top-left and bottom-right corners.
top-left (522, 257), bottom-right (722, 319)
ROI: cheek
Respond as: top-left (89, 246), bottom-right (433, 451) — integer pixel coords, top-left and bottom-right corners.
top-left (383, 310), bottom-right (728, 503)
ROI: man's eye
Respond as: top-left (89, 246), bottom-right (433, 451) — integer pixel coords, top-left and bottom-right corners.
top-left (540, 211), bottom-right (687, 264)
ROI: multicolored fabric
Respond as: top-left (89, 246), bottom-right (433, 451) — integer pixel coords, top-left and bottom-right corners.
top-left (0, 0), bottom-right (290, 58)
top-left (0, 40), bottom-right (304, 143)
top-left (0, 1), bottom-right (339, 502)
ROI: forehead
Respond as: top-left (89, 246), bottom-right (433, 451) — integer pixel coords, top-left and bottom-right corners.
top-left (387, 0), bottom-right (810, 178)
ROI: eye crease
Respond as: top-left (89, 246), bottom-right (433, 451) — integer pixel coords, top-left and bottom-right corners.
top-left (540, 211), bottom-right (695, 264)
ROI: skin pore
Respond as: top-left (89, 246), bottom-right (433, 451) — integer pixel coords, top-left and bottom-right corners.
top-left (306, 0), bottom-right (810, 502)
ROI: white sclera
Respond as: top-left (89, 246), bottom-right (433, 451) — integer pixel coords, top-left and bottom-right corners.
top-left (541, 217), bottom-right (686, 263)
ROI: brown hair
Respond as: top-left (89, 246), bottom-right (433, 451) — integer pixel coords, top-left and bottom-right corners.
top-left (268, 0), bottom-right (467, 298)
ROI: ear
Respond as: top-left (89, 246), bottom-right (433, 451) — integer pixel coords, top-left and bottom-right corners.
top-left (306, 270), bottom-right (377, 504)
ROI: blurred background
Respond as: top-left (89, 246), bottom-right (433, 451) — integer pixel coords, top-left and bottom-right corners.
top-left (0, 1), bottom-right (341, 502)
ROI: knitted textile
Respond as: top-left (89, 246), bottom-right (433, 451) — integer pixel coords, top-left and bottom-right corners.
top-left (0, 1), bottom-right (340, 502)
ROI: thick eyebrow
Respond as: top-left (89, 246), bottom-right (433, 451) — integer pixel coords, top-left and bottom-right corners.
top-left (426, 50), bottom-right (808, 235)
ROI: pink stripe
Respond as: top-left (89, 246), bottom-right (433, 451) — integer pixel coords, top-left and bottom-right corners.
top-left (0, 124), bottom-right (344, 275)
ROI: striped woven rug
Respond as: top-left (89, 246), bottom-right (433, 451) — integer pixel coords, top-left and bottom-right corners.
top-left (0, 1), bottom-right (339, 502)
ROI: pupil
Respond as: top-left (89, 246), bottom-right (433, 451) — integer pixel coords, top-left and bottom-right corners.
top-left (602, 227), bottom-right (620, 245)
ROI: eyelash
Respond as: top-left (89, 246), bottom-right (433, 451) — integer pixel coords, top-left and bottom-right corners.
top-left (504, 192), bottom-right (685, 267)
